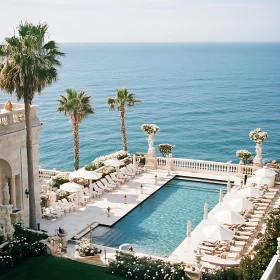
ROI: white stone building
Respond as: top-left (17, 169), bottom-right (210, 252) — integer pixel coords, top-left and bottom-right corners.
top-left (0, 102), bottom-right (42, 225)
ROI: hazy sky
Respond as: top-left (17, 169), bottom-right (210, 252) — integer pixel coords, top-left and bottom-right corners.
top-left (1, 0), bottom-right (279, 42)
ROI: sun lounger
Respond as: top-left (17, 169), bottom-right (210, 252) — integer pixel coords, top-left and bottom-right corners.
top-left (89, 184), bottom-right (102, 197)
top-left (101, 178), bottom-right (117, 189)
top-left (233, 235), bottom-right (250, 241)
top-left (61, 198), bottom-right (76, 211)
top-left (91, 183), bottom-right (104, 194)
top-left (198, 245), bottom-right (216, 255)
top-left (217, 252), bottom-right (239, 260)
top-left (57, 200), bottom-right (71, 213)
top-left (121, 166), bottom-right (136, 177)
top-left (96, 181), bottom-right (113, 192)
top-left (110, 173), bottom-right (126, 183)
top-left (119, 171), bottom-right (133, 180)
top-left (127, 164), bottom-right (140, 175)
top-left (105, 175), bottom-right (120, 187)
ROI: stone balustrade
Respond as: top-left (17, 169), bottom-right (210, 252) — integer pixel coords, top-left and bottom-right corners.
top-left (39, 169), bottom-right (61, 180)
top-left (156, 157), bottom-right (254, 176)
top-left (0, 103), bottom-right (40, 135)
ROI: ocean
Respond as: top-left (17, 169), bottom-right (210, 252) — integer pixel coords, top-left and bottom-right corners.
top-left (0, 43), bottom-right (279, 171)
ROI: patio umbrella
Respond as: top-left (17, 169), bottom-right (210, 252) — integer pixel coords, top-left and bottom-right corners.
top-left (203, 225), bottom-right (234, 241)
top-left (226, 198), bottom-right (254, 212)
top-left (219, 188), bottom-right (223, 203)
top-left (204, 203), bottom-right (208, 220)
top-left (214, 210), bottom-right (245, 225)
top-left (60, 182), bottom-right (84, 192)
top-left (104, 158), bottom-right (124, 178)
top-left (253, 166), bottom-right (277, 177)
top-left (187, 220), bottom-right (192, 238)
top-left (60, 182), bottom-right (84, 207)
top-left (237, 187), bottom-right (262, 198)
top-left (69, 169), bottom-right (102, 180)
top-left (247, 176), bottom-right (271, 186)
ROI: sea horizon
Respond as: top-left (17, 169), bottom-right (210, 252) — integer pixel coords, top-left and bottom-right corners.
top-left (1, 42), bottom-right (279, 171)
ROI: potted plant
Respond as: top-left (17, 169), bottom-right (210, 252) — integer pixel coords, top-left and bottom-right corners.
top-left (236, 150), bottom-right (252, 165)
top-left (158, 143), bottom-right (174, 157)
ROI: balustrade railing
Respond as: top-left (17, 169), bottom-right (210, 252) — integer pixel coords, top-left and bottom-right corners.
top-left (0, 104), bottom-right (38, 127)
top-left (39, 169), bottom-right (61, 180)
top-left (156, 157), bottom-right (254, 176)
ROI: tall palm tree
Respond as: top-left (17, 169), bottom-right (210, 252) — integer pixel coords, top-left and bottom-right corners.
top-left (57, 89), bottom-right (94, 171)
top-left (107, 88), bottom-right (141, 151)
top-left (0, 22), bottom-right (64, 230)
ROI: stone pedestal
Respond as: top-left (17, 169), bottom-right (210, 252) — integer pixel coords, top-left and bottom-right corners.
top-left (253, 143), bottom-right (263, 168)
top-left (58, 233), bottom-right (67, 248)
top-left (10, 210), bottom-right (22, 224)
top-left (145, 156), bottom-right (157, 170)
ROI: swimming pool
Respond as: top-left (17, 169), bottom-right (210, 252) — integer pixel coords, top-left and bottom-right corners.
top-left (86, 178), bottom-right (225, 257)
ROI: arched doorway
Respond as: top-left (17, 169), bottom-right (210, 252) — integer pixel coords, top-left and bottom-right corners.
top-left (0, 158), bottom-right (18, 209)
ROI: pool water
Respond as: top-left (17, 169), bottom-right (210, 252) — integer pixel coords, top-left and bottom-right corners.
top-left (87, 179), bottom-right (225, 257)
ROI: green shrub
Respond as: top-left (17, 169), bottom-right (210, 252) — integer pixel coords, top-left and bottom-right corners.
top-left (202, 268), bottom-right (239, 280)
top-left (52, 172), bottom-right (70, 188)
top-left (0, 237), bottom-right (45, 274)
top-left (108, 251), bottom-right (189, 280)
top-left (14, 224), bottom-right (48, 242)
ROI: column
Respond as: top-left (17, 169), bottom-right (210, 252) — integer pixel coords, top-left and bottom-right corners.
top-left (10, 176), bottom-right (17, 210)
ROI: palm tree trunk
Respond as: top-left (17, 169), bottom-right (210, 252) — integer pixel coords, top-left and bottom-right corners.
top-left (24, 100), bottom-right (37, 230)
top-left (72, 122), bottom-right (79, 170)
top-left (120, 110), bottom-right (127, 151)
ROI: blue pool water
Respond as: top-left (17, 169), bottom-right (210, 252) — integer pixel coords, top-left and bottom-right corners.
top-left (87, 179), bottom-right (225, 257)
top-left (1, 43), bottom-right (279, 171)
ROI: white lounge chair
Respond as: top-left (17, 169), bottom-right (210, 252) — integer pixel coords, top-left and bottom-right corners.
top-left (83, 188), bottom-right (91, 202)
top-left (105, 175), bottom-right (120, 187)
top-left (96, 181), bottom-right (113, 192)
top-left (121, 166), bottom-right (135, 177)
top-left (110, 173), bottom-right (125, 184)
top-left (61, 198), bottom-right (76, 211)
top-left (101, 178), bottom-right (117, 189)
top-left (42, 207), bottom-right (60, 219)
top-left (57, 200), bottom-right (70, 213)
top-left (91, 183), bottom-right (103, 197)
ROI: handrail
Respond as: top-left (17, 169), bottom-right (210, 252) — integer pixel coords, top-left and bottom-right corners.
top-left (260, 255), bottom-right (278, 280)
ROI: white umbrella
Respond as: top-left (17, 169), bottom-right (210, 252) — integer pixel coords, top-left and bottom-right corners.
top-left (60, 182), bottom-right (84, 207)
top-left (247, 176), bottom-right (271, 186)
top-left (219, 188), bottom-right (223, 203)
top-left (60, 182), bottom-right (84, 192)
top-left (204, 203), bottom-right (208, 220)
top-left (104, 158), bottom-right (124, 178)
top-left (237, 187), bottom-right (262, 198)
top-left (253, 166), bottom-right (277, 177)
top-left (226, 198), bottom-right (254, 212)
top-left (214, 210), bottom-right (245, 224)
top-left (69, 169), bottom-right (102, 180)
top-left (187, 220), bottom-right (192, 238)
top-left (203, 225), bottom-right (234, 241)
top-left (133, 154), bottom-right (137, 173)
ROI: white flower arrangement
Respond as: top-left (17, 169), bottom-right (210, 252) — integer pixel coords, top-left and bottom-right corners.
top-left (141, 124), bottom-right (160, 135)
top-left (249, 128), bottom-right (268, 144)
top-left (236, 150), bottom-right (252, 160)
top-left (76, 238), bottom-right (99, 257)
top-left (93, 150), bottom-right (129, 164)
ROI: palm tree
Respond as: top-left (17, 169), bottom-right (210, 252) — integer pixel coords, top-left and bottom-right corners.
top-left (0, 22), bottom-right (64, 230)
top-left (57, 89), bottom-right (94, 171)
top-left (107, 88), bottom-right (142, 151)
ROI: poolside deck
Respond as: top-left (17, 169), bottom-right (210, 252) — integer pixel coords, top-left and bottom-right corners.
top-left (40, 170), bottom-right (237, 264)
